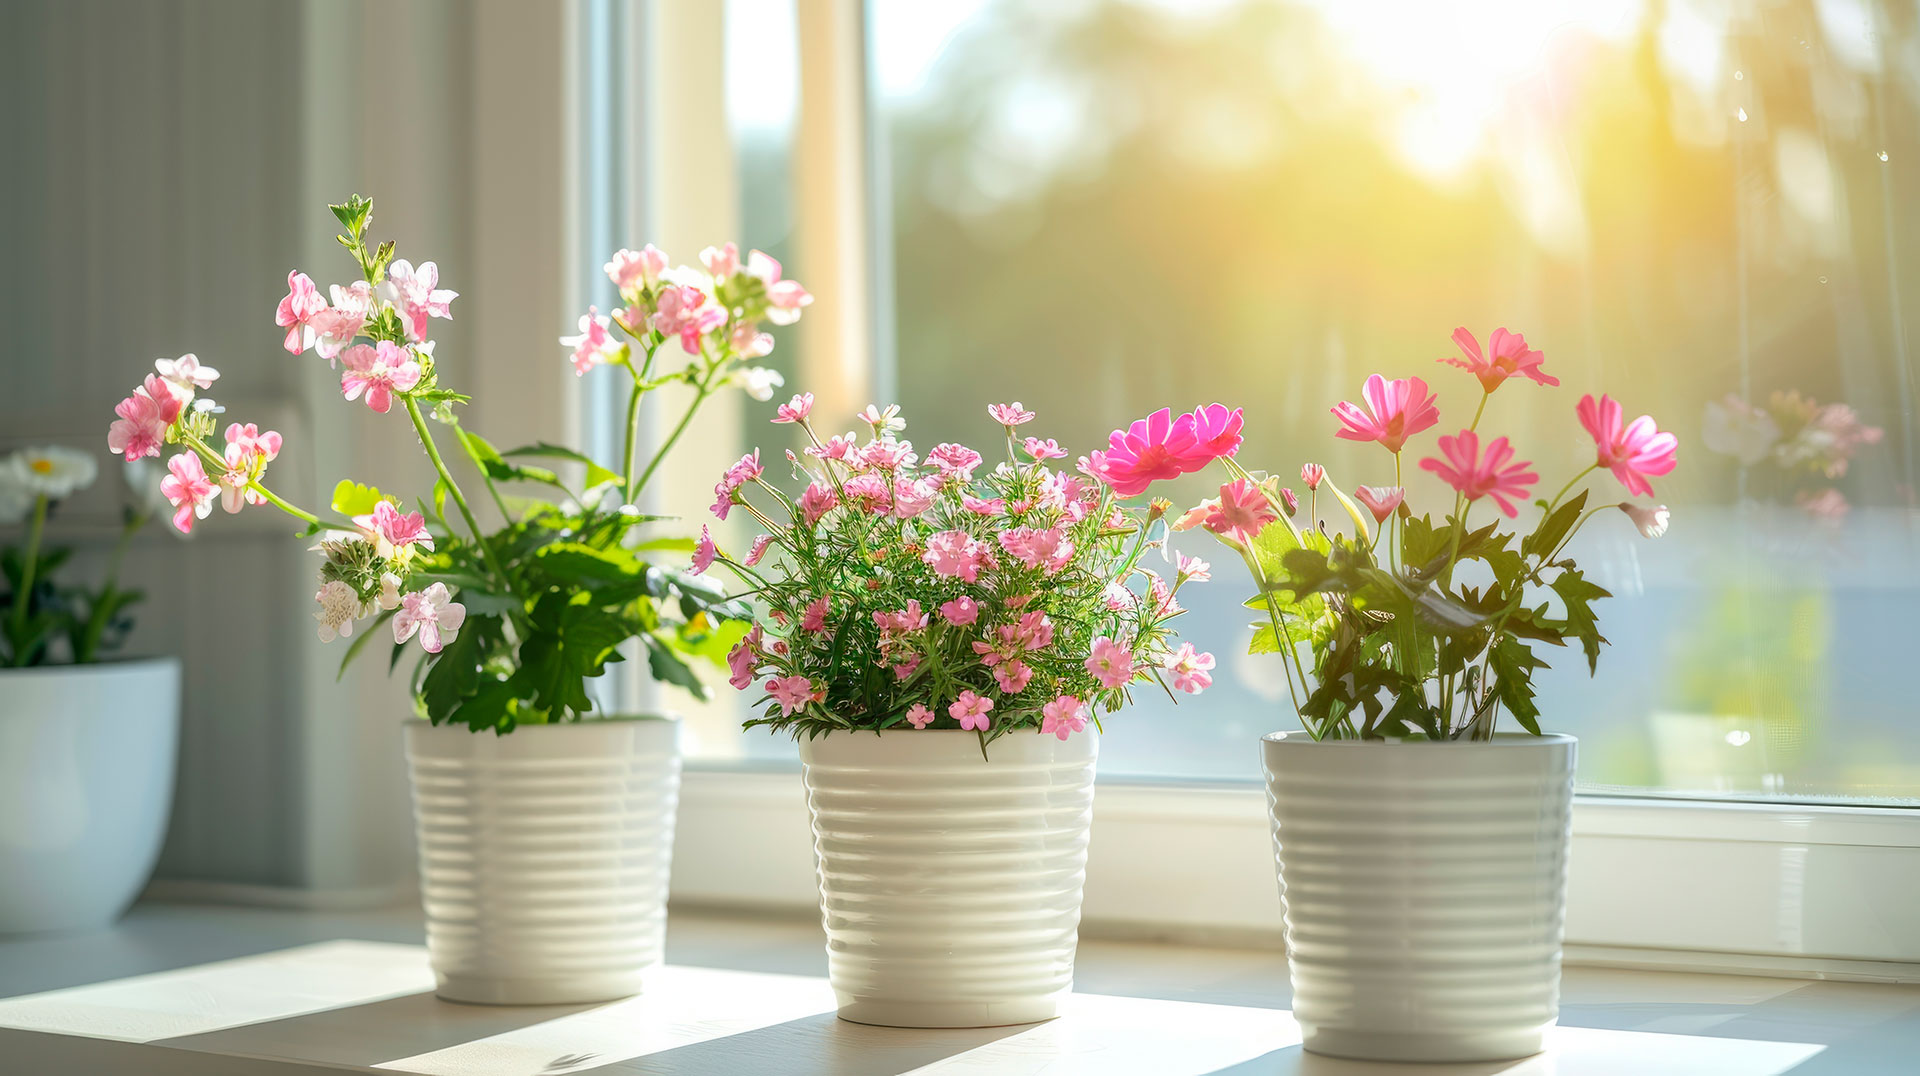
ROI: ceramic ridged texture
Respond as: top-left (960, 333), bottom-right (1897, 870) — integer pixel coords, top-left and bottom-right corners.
top-left (1263, 733), bottom-right (1576, 1063)
top-left (405, 720), bottom-right (681, 1004)
top-left (799, 730), bottom-right (1099, 1027)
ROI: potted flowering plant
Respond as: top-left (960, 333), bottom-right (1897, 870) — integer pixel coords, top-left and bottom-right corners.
top-left (101, 196), bottom-right (808, 1003)
top-left (1097, 327), bottom-right (1678, 1062)
top-left (0, 447), bottom-right (180, 934)
top-left (704, 399), bottom-right (1214, 1027)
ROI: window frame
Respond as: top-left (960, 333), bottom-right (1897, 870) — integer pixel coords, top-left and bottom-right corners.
top-left (609, 0), bottom-right (1920, 979)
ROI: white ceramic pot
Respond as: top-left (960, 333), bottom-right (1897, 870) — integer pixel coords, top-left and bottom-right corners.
top-left (0, 658), bottom-right (181, 935)
top-left (404, 716), bottom-right (681, 1005)
top-left (798, 728), bottom-right (1099, 1028)
top-left (1262, 731), bottom-right (1576, 1063)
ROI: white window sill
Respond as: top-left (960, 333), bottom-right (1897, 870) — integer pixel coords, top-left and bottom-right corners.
top-left (0, 903), bottom-right (1915, 1074)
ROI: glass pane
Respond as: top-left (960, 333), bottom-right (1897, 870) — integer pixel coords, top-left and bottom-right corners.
top-left (872, 0), bottom-right (1919, 799)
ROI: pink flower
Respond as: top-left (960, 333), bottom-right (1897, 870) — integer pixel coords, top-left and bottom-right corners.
top-left (224, 422), bottom-right (282, 462)
top-left (988, 402), bottom-right (1036, 426)
top-left (275, 270), bottom-right (326, 354)
top-left (216, 443), bottom-right (267, 514)
top-left (141, 374), bottom-right (188, 424)
top-left (1177, 553), bottom-right (1211, 582)
top-left (382, 259), bottom-right (457, 342)
top-left (1086, 636), bottom-right (1134, 690)
top-left (998, 526), bottom-right (1074, 574)
top-left (154, 353), bottom-right (220, 392)
top-left (773, 392), bottom-right (815, 424)
top-left (160, 452), bottom-right (216, 533)
top-left (726, 627), bottom-right (761, 690)
top-left (746, 250), bottom-right (812, 324)
top-left (809, 433), bottom-right (858, 463)
top-left (766, 675), bottom-right (821, 716)
top-left (561, 307), bottom-right (622, 375)
top-left (1041, 696), bottom-right (1088, 740)
top-left (354, 500), bottom-right (435, 555)
top-left (1577, 394), bottom-right (1679, 499)
top-left (1015, 610), bottom-right (1054, 650)
top-left (652, 284), bottom-right (725, 352)
top-left (1280, 487), bottom-right (1299, 516)
top-left (1332, 374), bottom-right (1441, 453)
top-left (1165, 642), bottom-right (1215, 694)
top-left (606, 245), bottom-right (668, 293)
top-left (1092, 408), bottom-right (1199, 497)
top-left (1798, 488), bottom-right (1849, 521)
top-left (1300, 463), bottom-right (1325, 490)
top-left (311, 283), bottom-right (372, 362)
top-left (1183, 403), bottom-right (1244, 466)
top-left (923, 530), bottom-right (992, 582)
top-left (992, 660), bottom-right (1034, 694)
top-left (1442, 327), bottom-right (1557, 392)
top-left (860, 438), bottom-right (917, 471)
top-left (701, 242), bottom-right (741, 280)
top-left (108, 389), bottom-right (169, 461)
top-left (1022, 437), bottom-right (1067, 461)
top-left (339, 341), bottom-right (423, 414)
top-left (1147, 571), bottom-right (1181, 617)
top-left (1618, 502), bottom-right (1670, 538)
top-left (1198, 479), bottom-right (1278, 545)
top-left (800, 594), bottom-right (831, 633)
top-left (798, 482), bottom-right (839, 525)
top-left (393, 582), bottom-right (466, 654)
top-left (723, 449), bottom-right (764, 490)
top-left (844, 473), bottom-right (893, 514)
top-left (892, 477), bottom-right (937, 518)
top-left (691, 525), bottom-right (717, 574)
top-left (905, 703), bottom-right (936, 729)
top-left (940, 596), bottom-right (979, 626)
top-left (949, 690), bottom-right (994, 731)
top-left (711, 482), bottom-right (736, 521)
top-left (1419, 430), bottom-right (1538, 518)
top-left (962, 494), bottom-right (1004, 516)
top-left (873, 600), bottom-right (929, 635)
top-left (745, 533), bottom-right (776, 566)
top-left (1354, 485), bottom-right (1405, 524)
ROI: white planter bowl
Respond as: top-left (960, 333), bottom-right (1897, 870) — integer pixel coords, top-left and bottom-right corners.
top-left (0, 658), bottom-right (181, 934)
top-left (404, 716), bottom-right (681, 1005)
top-left (1262, 731), bottom-right (1576, 1063)
top-left (798, 728), bottom-right (1099, 1028)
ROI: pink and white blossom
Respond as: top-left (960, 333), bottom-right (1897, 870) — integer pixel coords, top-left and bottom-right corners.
top-left (561, 307), bottom-right (623, 375)
top-left (1354, 485), bottom-right (1405, 524)
top-left (1022, 437), bottom-right (1067, 461)
top-left (767, 674), bottom-right (822, 716)
top-left (745, 533), bottom-right (776, 566)
top-left (1041, 695), bottom-right (1088, 740)
top-left (799, 481), bottom-right (839, 525)
top-left (339, 341), bottom-right (423, 414)
top-left (393, 582), bottom-right (466, 654)
top-left (311, 283), bottom-right (373, 362)
top-left (988, 402), bottom-right (1036, 427)
top-left (773, 392), bottom-right (815, 425)
top-left (1300, 463), bottom-right (1325, 490)
top-left (314, 580), bottom-right (360, 643)
top-left (155, 353), bottom-right (220, 392)
top-left (606, 245), bottom-right (668, 293)
top-left (691, 525), bottom-right (717, 574)
top-left (160, 452), bottom-right (216, 533)
top-left (950, 690), bottom-right (994, 731)
top-left (381, 259), bottom-right (457, 342)
top-left (1086, 636), bottom-right (1134, 690)
top-left (107, 388), bottom-right (170, 461)
top-left (1164, 642), bottom-right (1215, 694)
top-left (275, 270), bottom-right (326, 354)
top-left (1176, 553), bottom-right (1211, 582)
top-left (1619, 502), bottom-right (1670, 538)
top-left (354, 500), bottom-right (435, 556)
top-left (746, 250), bottom-right (812, 324)
top-left (651, 283), bottom-right (726, 353)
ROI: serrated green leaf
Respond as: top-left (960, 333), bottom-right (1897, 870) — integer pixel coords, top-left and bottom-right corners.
top-left (1548, 566), bottom-right (1611, 674)
top-left (503, 442), bottom-right (621, 493)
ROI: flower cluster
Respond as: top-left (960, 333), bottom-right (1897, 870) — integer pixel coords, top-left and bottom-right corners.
top-left (1100, 326), bottom-right (1679, 742)
top-left (703, 401), bottom-right (1213, 743)
top-left (1703, 389), bottom-right (1884, 519)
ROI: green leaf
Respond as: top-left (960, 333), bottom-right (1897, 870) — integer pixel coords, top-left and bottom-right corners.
top-left (1548, 566), bottom-right (1611, 673)
top-left (419, 614), bottom-right (498, 721)
top-left (531, 542), bottom-right (642, 584)
top-left (431, 477), bottom-right (450, 523)
top-left (330, 480), bottom-right (386, 518)
top-left (644, 633), bottom-right (710, 700)
top-left (1524, 489), bottom-right (1588, 562)
top-left (1487, 635), bottom-right (1546, 735)
top-left (503, 442), bottom-right (621, 493)
top-left (1248, 517), bottom-right (1302, 580)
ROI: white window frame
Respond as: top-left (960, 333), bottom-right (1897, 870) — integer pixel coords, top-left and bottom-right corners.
top-left (611, 0), bottom-right (1920, 982)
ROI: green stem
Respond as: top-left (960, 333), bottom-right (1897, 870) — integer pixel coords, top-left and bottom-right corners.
top-left (9, 494), bottom-right (48, 664)
top-left (75, 512), bottom-right (144, 664)
top-left (453, 424), bottom-right (515, 521)
top-left (1545, 464), bottom-right (1599, 514)
top-left (1237, 546), bottom-right (1312, 734)
top-left (620, 378), bottom-right (645, 499)
top-left (630, 369), bottom-right (718, 501)
top-left (404, 398), bottom-right (519, 601)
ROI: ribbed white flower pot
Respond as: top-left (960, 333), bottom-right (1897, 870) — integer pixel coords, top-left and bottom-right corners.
top-left (799, 728), bottom-right (1099, 1028)
top-left (1262, 731), bottom-right (1576, 1063)
top-left (404, 716), bottom-right (681, 1005)
top-left (0, 658), bottom-right (180, 934)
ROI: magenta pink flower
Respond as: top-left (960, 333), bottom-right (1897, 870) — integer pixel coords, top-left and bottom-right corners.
top-left (1442, 327), bottom-right (1557, 392)
top-left (1092, 407), bottom-right (1202, 497)
top-left (801, 594), bottom-right (831, 633)
top-left (949, 690), bottom-right (994, 731)
top-left (160, 452), bottom-right (216, 533)
top-left (939, 596), bottom-right (979, 626)
top-left (1577, 394), bottom-right (1678, 499)
top-left (1165, 642), bottom-right (1215, 694)
top-left (652, 283), bottom-right (726, 352)
top-left (766, 675), bottom-right (821, 717)
top-left (1300, 463), bottom-right (1325, 490)
top-left (382, 259), bottom-right (457, 342)
top-left (1015, 610), bottom-right (1054, 650)
top-left (562, 307), bottom-right (621, 375)
top-left (691, 525), bottom-right (717, 575)
top-left (1280, 487), bottom-right (1299, 516)
top-left (1022, 437), bottom-right (1068, 461)
top-left (1332, 374), bottom-right (1441, 453)
top-left (1086, 635), bottom-right (1135, 690)
top-left (1041, 696), bottom-right (1088, 740)
top-left (773, 392), bottom-right (815, 425)
top-left (892, 477), bottom-right (936, 519)
top-left (606, 245), bottom-right (668, 293)
top-left (1198, 479), bottom-right (1278, 546)
top-left (808, 433), bottom-right (858, 463)
top-left (1419, 430), bottom-right (1538, 518)
top-left (844, 473), bottom-right (892, 514)
top-left (744, 533), bottom-right (776, 566)
top-left (746, 250), bottom-right (812, 325)
top-left (727, 632), bottom-right (759, 690)
top-left (275, 270), bottom-right (326, 354)
top-left (339, 341), bottom-right (422, 413)
top-left (992, 660), bottom-right (1034, 694)
top-left (923, 529), bottom-right (993, 582)
top-left (393, 582), bottom-right (466, 654)
top-left (998, 525), bottom-right (1074, 574)
top-left (799, 482), bottom-right (839, 525)
top-left (905, 703), bottom-right (935, 729)
top-left (355, 500), bottom-right (435, 555)
top-left (1183, 403), bottom-right (1244, 466)
top-left (1354, 485), bottom-right (1405, 524)
top-left (108, 389), bottom-right (169, 461)
top-left (988, 402), bottom-right (1036, 426)
top-left (961, 494), bottom-right (1004, 516)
